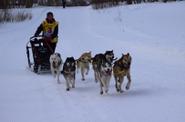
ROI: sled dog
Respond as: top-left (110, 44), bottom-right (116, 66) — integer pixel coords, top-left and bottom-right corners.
top-left (104, 50), bottom-right (116, 64)
top-left (49, 53), bottom-right (63, 84)
top-left (92, 50), bottom-right (115, 83)
top-left (61, 57), bottom-right (76, 91)
top-left (92, 53), bottom-right (112, 94)
top-left (113, 53), bottom-right (132, 93)
top-left (76, 51), bottom-right (92, 81)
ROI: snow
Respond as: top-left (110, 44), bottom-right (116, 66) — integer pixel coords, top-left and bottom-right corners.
top-left (1, 1), bottom-right (185, 122)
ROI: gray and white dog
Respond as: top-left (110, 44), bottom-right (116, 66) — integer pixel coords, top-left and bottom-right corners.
top-left (92, 53), bottom-right (112, 95)
top-left (92, 50), bottom-right (115, 83)
top-left (49, 53), bottom-right (63, 84)
top-left (61, 57), bottom-right (76, 91)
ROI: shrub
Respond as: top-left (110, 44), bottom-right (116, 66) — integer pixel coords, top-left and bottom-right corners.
top-left (92, 0), bottom-right (124, 9)
top-left (0, 9), bottom-right (32, 23)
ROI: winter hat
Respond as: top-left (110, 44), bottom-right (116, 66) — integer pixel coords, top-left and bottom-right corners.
top-left (47, 12), bottom-right (53, 17)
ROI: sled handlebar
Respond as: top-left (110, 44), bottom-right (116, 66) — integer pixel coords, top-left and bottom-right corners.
top-left (30, 35), bottom-right (43, 40)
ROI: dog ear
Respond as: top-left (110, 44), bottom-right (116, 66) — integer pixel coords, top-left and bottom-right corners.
top-left (89, 51), bottom-right (91, 54)
top-left (57, 53), bottom-right (61, 58)
top-left (126, 53), bottom-right (130, 56)
top-left (66, 57), bottom-right (70, 62)
top-left (71, 57), bottom-right (75, 61)
top-left (59, 60), bottom-right (62, 65)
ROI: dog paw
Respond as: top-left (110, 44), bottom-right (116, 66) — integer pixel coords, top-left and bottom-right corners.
top-left (100, 91), bottom-right (103, 95)
top-left (82, 78), bottom-right (85, 81)
top-left (95, 80), bottom-right (98, 83)
top-left (120, 90), bottom-right (124, 93)
top-left (126, 86), bottom-right (130, 90)
top-left (105, 89), bottom-right (109, 93)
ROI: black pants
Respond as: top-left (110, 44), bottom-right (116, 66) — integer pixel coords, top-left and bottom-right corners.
top-left (62, 0), bottom-right (66, 8)
top-left (50, 42), bottom-right (57, 53)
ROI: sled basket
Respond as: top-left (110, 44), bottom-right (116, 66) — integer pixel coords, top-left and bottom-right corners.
top-left (26, 36), bottom-right (52, 73)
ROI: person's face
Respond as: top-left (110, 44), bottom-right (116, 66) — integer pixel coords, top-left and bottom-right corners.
top-left (47, 14), bottom-right (53, 21)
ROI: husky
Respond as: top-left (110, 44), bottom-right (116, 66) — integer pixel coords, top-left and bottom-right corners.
top-left (61, 57), bottom-right (76, 91)
top-left (49, 53), bottom-right (63, 84)
top-left (76, 51), bottom-right (92, 81)
top-left (113, 53), bottom-right (132, 93)
top-left (104, 50), bottom-right (116, 64)
top-left (92, 53), bottom-right (112, 95)
top-left (92, 50), bottom-right (115, 83)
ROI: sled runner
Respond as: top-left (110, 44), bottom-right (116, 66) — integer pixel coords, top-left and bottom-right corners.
top-left (26, 36), bottom-right (52, 73)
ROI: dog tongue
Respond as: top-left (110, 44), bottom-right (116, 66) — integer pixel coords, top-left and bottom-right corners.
top-left (106, 70), bottom-right (111, 75)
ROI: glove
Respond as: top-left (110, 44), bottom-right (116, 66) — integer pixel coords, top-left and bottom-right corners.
top-left (34, 33), bottom-right (39, 37)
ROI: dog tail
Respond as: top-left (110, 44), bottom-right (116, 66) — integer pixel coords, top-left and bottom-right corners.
top-left (112, 57), bottom-right (118, 64)
top-left (113, 57), bottom-right (118, 61)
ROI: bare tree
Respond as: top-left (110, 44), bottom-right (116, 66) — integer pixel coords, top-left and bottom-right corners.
top-left (0, 0), bottom-right (9, 9)
top-left (26, 0), bottom-right (33, 8)
top-left (92, 0), bottom-right (124, 9)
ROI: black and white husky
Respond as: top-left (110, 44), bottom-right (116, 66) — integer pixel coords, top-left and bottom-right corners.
top-left (49, 53), bottom-right (63, 84)
top-left (92, 54), bottom-right (112, 95)
top-left (92, 50), bottom-right (115, 83)
top-left (61, 57), bottom-right (76, 91)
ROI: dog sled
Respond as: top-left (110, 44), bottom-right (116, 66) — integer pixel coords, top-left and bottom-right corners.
top-left (26, 36), bottom-right (52, 73)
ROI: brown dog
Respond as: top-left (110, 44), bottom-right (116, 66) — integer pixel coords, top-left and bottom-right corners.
top-left (113, 53), bottom-right (132, 93)
top-left (76, 51), bottom-right (92, 81)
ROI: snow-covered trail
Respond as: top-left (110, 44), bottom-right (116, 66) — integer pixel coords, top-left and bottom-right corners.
top-left (0, 2), bottom-right (185, 122)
